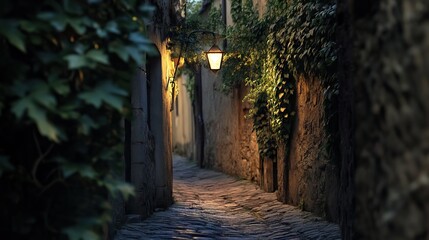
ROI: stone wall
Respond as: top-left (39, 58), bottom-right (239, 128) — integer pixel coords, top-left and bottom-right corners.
top-left (353, 0), bottom-right (429, 239)
top-left (149, 33), bottom-right (174, 209)
top-left (201, 68), bottom-right (260, 182)
top-left (199, 0), bottom-right (342, 223)
top-left (287, 75), bottom-right (340, 220)
top-left (116, 0), bottom-right (176, 223)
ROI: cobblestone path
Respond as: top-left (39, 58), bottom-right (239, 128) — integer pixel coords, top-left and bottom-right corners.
top-left (115, 156), bottom-right (341, 240)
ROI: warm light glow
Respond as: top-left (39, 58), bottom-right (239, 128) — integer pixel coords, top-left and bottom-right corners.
top-left (206, 44), bottom-right (224, 71)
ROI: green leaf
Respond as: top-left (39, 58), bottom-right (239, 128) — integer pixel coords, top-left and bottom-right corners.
top-left (61, 161), bottom-right (97, 179)
top-left (101, 179), bottom-right (135, 200)
top-left (10, 80), bottom-right (31, 98)
top-left (105, 21), bottom-right (119, 34)
top-left (115, 182), bottom-right (135, 200)
top-left (48, 77), bottom-right (70, 95)
top-left (0, 20), bottom-right (26, 52)
top-left (129, 32), bottom-right (152, 44)
top-left (108, 41), bottom-right (129, 61)
top-left (14, 81), bottom-right (53, 108)
top-left (78, 82), bottom-right (127, 111)
top-left (34, 93), bottom-right (56, 109)
top-left (121, 0), bottom-right (137, 10)
top-left (11, 97), bottom-right (32, 119)
top-left (96, 28), bottom-right (107, 38)
top-left (31, 83), bottom-right (57, 109)
top-left (126, 46), bottom-right (143, 64)
top-left (74, 43), bottom-right (88, 54)
top-left (80, 115), bottom-right (98, 135)
top-left (137, 43), bottom-right (158, 56)
top-left (86, 49), bottom-right (109, 64)
top-left (63, 0), bottom-right (84, 14)
top-left (63, 226), bottom-right (100, 240)
top-left (68, 18), bottom-right (87, 35)
top-left (0, 156), bottom-right (14, 177)
top-left (37, 52), bottom-right (59, 64)
top-left (27, 103), bottom-right (63, 142)
top-left (56, 103), bottom-right (79, 119)
top-left (20, 20), bottom-right (45, 33)
top-left (37, 12), bottom-right (67, 32)
top-left (11, 80), bottom-right (63, 142)
top-left (64, 54), bottom-right (88, 69)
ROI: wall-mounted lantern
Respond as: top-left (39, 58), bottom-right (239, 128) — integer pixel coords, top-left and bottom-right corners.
top-left (167, 30), bottom-right (224, 111)
top-left (205, 44), bottom-right (224, 71)
top-left (168, 30), bottom-right (223, 85)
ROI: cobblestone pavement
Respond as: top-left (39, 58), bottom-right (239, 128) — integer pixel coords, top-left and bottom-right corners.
top-left (115, 155), bottom-right (341, 240)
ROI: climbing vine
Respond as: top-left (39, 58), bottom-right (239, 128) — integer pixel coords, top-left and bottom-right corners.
top-left (222, 0), bottom-right (337, 160)
top-left (0, 1), bottom-right (156, 239)
top-left (169, 0), bottom-right (224, 100)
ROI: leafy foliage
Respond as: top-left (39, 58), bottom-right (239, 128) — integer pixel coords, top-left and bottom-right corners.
top-left (169, 0), bottom-right (224, 99)
top-left (221, 0), bottom-right (265, 91)
top-left (0, 0), bottom-right (155, 239)
top-left (222, 0), bottom-right (337, 159)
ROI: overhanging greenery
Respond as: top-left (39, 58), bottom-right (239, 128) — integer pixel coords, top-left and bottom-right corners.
top-left (0, 0), bottom-right (156, 239)
top-left (222, 0), bottom-right (337, 159)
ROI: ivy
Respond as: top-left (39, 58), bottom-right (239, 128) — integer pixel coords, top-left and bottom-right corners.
top-left (285, 0), bottom-right (337, 83)
top-left (169, 0), bottom-right (224, 100)
top-left (0, 0), bottom-right (155, 239)
top-left (222, 0), bottom-right (337, 160)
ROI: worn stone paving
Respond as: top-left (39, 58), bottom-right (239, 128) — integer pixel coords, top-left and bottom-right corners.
top-left (115, 155), bottom-right (341, 240)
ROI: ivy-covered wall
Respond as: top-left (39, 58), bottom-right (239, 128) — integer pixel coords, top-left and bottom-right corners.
top-left (215, 0), bottom-right (340, 220)
top-left (173, 0), bottom-right (342, 222)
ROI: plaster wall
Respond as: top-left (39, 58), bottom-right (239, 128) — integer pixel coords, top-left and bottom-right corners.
top-left (172, 75), bottom-right (195, 159)
top-left (201, 69), bottom-right (260, 182)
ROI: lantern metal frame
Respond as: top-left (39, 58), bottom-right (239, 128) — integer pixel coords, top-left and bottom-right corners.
top-left (166, 30), bottom-right (224, 91)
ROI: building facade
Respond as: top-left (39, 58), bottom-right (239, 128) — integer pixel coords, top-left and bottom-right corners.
top-left (111, 0), bottom-right (182, 236)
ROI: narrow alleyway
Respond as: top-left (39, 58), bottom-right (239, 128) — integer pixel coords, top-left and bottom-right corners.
top-left (115, 156), bottom-right (341, 240)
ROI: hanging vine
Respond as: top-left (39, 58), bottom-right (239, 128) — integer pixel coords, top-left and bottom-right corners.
top-left (222, 0), bottom-right (337, 160)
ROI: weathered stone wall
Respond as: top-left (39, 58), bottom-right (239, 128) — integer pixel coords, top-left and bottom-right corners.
top-left (353, 0), bottom-right (429, 239)
top-left (200, 0), bottom-right (342, 223)
top-left (149, 33), bottom-right (174, 209)
top-left (128, 67), bottom-right (156, 217)
top-left (201, 69), bottom-right (260, 182)
top-left (288, 75), bottom-right (340, 219)
top-left (117, 0), bottom-right (176, 221)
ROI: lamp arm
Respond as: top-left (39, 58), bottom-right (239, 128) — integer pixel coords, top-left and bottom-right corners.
top-left (187, 30), bottom-right (217, 40)
top-left (167, 29), bottom-right (220, 111)
top-left (167, 30), bottom-right (216, 90)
